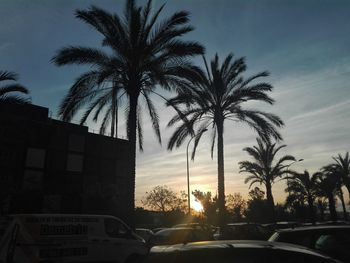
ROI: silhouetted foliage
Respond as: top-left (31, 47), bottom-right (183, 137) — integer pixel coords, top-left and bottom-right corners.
top-left (239, 138), bottom-right (295, 222)
top-left (142, 185), bottom-right (187, 214)
top-left (316, 169), bottom-right (338, 221)
top-left (285, 170), bottom-right (320, 224)
top-left (192, 190), bottom-right (218, 225)
top-left (52, 0), bottom-right (204, 225)
top-left (321, 164), bottom-right (347, 220)
top-left (226, 193), bottom-right (247, 222)
top-left (167, 54), bottom-right (283, 227)
top-left (332, 152), bottom-right (350, 200)
top-left (0, 71), bottom-right (30, 104)
top-left (244, 187), bottom-right (270, 223)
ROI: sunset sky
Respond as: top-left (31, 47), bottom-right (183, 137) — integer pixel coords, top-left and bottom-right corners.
top-left (1, 0), bottom-right (350, 205)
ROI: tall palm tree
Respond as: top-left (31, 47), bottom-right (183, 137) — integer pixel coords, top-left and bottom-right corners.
top-left (167, 54), bottom-right (283, 226)
top-left (285, 170), bottom-right (320, 224)
top-left (239, 138), bottom-right (295, 222)
top-left (322, 164), bottom-right (347, 220)
top-left (0, 71), bottom-right (30, 104)
top-left (333, 152), bottom-right (350, 200)
top-left (316, 170), bottom-right (338, 221)
top-left (52, 0), bottom-right (204, 223)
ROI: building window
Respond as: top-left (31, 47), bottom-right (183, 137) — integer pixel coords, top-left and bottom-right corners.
top-left (22, 169), bottom-right (43, 190)
top-left (67, 153), bottom-right (84, 172)
top-left (26, 148), bottom-right (46, 168)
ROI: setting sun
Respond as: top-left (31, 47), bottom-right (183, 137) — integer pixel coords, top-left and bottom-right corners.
top-left (191, 199), bottom-right (204, 212)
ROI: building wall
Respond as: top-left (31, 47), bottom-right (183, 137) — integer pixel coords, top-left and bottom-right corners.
top-left (0, 103), bottom-right (132, 220)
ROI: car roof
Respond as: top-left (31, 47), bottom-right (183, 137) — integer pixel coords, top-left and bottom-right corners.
top-left (10, 214), bottom-right (117, 219)
top-left (136, 228), bottom-right (153, 231)
top-left (276, 225), bottom-right (350, 233)
top-left (226, 222), bottom-right (257, 226)
top-left (156, 227), bottom-right (194, 234)
top-left (150, 240), bottom-right (333, 258)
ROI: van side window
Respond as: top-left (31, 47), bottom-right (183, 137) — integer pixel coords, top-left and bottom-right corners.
top-left (104, 218), bottom-right (128, 238)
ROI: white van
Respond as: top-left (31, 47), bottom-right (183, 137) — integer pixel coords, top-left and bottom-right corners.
top-left (0, 214), bottom-right (148, 263)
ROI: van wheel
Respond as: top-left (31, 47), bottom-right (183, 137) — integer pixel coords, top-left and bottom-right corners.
top-left (125, 254), bottom-right (142, 263)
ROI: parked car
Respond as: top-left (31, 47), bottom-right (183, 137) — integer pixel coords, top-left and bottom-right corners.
top-left (0, 214), bottom-right (148, 263)
top-left (215, 223), bottom-right (270, 240)
top-left (269, 225), bottom-right (350, 262)
top-left (148, 227), bottom-right (212, 247)
top-left (172, 223), bottom-right (214, 239)
top-left (136, 228), bottom-right (154, 242)
top-left (143, 240), bottom-right (341, 263)
top-left (152, 227), bottom-right (167, 233)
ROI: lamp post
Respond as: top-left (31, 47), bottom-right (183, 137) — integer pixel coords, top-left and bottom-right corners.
top-left (286, 158), bottom-right (304, 196)
top-left (186, 129), bottom-right (207, 215)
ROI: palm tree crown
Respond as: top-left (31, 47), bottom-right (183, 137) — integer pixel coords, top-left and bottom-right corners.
top-left (239, 138), bottom-right (295, 221)
top-left (332, 152), bottom-right (350, 198)
top-left (286, 170), bottom-right (320, 224)
top-left (0, 71), bottom-right (30, 104)
top-left (321, 164), bottom-right (347, 220)
top-left (167, 54), bottom-right (284, 226)
top-left (316, 168), bottom-right (339, 221)
top-left (52, 0), bottom-right (204, 225)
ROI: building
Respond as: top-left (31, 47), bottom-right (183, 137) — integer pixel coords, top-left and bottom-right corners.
top-left (0, 103), bottom-right (132, 221)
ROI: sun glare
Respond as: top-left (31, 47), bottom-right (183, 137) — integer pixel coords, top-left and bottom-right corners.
top-left (191, 199), bottom-right (204, 212)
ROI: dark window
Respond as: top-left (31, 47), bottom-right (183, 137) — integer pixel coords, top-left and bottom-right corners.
top-left (104, 218), bottom-right (129, 238)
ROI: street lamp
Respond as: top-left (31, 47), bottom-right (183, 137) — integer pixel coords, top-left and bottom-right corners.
top-left (186, 129), bottom-right (208, 215)
top-left (286, 158), bottom-right (304, 196)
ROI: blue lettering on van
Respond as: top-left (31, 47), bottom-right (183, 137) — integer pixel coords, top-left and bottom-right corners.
top-left (40, 224), bottom-right (88, 235)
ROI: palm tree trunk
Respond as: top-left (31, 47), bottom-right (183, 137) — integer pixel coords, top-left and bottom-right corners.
top-left (338, 188), bottom-right (348, 221)
top-left (127, 92), bottom-right (139, 228)
top-left (115, 89), bottom-right (118, 138)
top-left (327, 194), bottom-right (337, 221)
top-left (216, 117), bottom-right (225, 228)
top-left (111, 86), bottom-right (116, 138)
top-left (265, 181), bottom-right (275, 222)
top-left (307, 196), bottom-right (315, 225)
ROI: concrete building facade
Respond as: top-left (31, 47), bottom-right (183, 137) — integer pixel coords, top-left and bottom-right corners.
top-left (0, 103), bottom-right (132, 221)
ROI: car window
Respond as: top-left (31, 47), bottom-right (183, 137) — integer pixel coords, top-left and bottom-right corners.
top-left (104, 218), bottom-right (129, 238)
top-left (277, 231), bottom-right (314, 247)
top-left (315, 231), bottom-right (350, 261)
top-left (270, 249), bottom-right (331, 263)
top-left (191, 229), bottom-right (210, 241)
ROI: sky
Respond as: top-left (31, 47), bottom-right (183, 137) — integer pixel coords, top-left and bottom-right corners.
top-left (1, 0), bottom-right (350, 206)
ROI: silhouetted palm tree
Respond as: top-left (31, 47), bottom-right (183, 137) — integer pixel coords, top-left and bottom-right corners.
top-left (167, 54), bottom-right (283, 226)
top-left (0, 71), bottom-right (30, 104)
top-left (322, 164), bottom-right (347, 221)
top-left (316, 170), bottom-right (338, 221)
top-left (333, 152), bottom-right (350, 200)
top-left (52, 0), bottom-right (204, 222)
top-left (239, 138), bottom-right (295, 221)
top-left (286, 170), bottom-right (320, 224)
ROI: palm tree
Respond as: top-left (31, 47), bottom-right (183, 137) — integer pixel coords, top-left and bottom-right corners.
top-left (285, 170), bottom-right (320, 224)
top-left (239, 138), bottom-right (295, 222)
top-left (322, 164), bottom-right (347, 220)
top-left (316, 171), bottom-right (338, 221)
top-left (0, 71), bottom-right (30, 104)
top-left (333, 152), bottom-right (350, 200)
top-left (167, 54), bottom-right (283, 226)
top-left (52, 0), bottom-right (204, 223)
